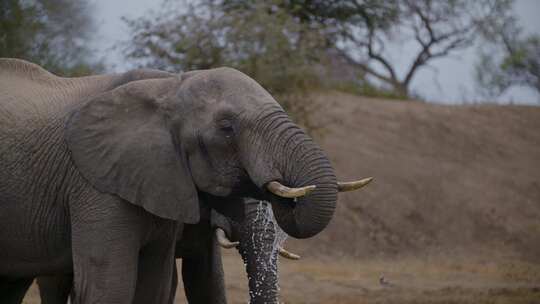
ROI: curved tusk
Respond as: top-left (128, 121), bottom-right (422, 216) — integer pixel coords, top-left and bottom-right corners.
top-left (278, 247), bottom-right (301, 260)
top-left (215, 228), bottom-right (239, 249)
top-left (337, 177), bottom-right (373, 192)
top-left (266, 181), bottom-right (316, 198)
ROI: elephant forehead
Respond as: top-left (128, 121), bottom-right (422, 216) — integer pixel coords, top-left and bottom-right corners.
top-left (183, 67), bottom-right (272, 101)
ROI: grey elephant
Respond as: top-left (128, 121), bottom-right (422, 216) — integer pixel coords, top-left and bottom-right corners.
top-left (34, 199), bottom-right (298, 304)
top-left (0, 58), bottom-right (370, 303)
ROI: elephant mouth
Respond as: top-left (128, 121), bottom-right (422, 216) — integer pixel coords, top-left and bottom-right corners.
top-left (228, 176), bottom-right (265, 199)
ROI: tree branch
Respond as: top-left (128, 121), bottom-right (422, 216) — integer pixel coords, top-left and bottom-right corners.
top-left (333, 47), bottom-right (395, 84)
top-left (365, 27), bottom-right (398, 82)
top-left (402, 3), bottom-right (473, 87)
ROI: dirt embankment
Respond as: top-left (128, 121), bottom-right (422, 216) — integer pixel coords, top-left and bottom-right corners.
top-left (288, 92), bottom-right (540, 263)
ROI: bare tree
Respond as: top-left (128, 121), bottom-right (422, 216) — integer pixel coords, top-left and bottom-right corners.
top-left (334, 0), bottom-right (506, 97)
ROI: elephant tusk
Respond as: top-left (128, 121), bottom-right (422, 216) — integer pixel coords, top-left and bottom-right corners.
top-left (278, 247), bottom-right (301, 260)
top-left (266, 181), bottom-right (316, 198)
top-left (337, 177), bottom-right (373, 192)
top-left (216, 228), bottom-right (239, 249)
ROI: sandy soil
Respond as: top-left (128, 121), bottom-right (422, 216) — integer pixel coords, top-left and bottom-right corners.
top-left (215, 251), bottom-right (540, 304)
top-left (23, 250), bottom-right (540, 303)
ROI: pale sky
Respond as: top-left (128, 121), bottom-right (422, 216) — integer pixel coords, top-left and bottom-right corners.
top-left (91, 0), bottom-right (540, 105)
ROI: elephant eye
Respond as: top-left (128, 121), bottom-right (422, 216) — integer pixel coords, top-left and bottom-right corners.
top-left (217, 120), bottom-right (235, 138)
top-left (220, 125), bottom-right (234, 133)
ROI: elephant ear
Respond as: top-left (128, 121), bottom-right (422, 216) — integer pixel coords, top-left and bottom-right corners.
top-left (66, 78), bottom-right (199, 223)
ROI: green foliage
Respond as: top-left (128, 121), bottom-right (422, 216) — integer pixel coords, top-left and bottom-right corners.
top-left (478, 36), bottom-right (540, 98)
top-left (0, 0), bottom-right (103, 76)
top-left (475, 9), bottom-right (540, 100)
top-left (124, 1), bottom-right (326, 88)
top-left (222, 0), bottom-right (399, 30)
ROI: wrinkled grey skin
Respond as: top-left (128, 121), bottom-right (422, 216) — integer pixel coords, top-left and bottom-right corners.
top-left (33, 200), bottom-right (281, 304)
top-left (0, 58), bottom-right (337, 303)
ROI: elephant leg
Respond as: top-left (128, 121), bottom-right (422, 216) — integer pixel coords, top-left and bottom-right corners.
top-left (133, 233), bottom-right (178, 304)
top-left (70, 230), bottom-right (139, 304)
top-left (0, 276), bottom-right (33, 304)
top-left (182, 239), bottom-right (227, 304)
top-left (37, 274), bottom-right (73, 304)
top-left (69, 197), bottom-right (145, 304)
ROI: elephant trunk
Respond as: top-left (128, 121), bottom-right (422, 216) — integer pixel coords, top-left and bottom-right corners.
top-left (242, 107), bottom-right (338, 239)
top-left (237, 201), bottom-right (280, 304)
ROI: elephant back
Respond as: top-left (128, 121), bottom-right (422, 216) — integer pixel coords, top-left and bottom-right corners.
top-left (0, 59), bottom-right (117, 128)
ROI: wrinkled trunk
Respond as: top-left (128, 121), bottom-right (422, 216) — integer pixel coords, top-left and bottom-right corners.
top-left (237, 200), bottom-right (282, 304)
top-left (242, 106), bottom-right (338, 239)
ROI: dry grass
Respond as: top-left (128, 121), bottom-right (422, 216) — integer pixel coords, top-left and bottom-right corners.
top-left (22, 251), bottom-right (540, 303)
top-left (192, 251), bottom-right (540, 303)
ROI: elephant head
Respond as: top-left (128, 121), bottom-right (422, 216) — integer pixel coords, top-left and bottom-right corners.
top-left (66, 67), bottom-right (370, 239)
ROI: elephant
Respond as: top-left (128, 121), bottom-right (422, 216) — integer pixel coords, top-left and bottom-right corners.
top-left (0, 58), bottom-right (371, 303)
top-left (32, 199), bottom-right (298, 304)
